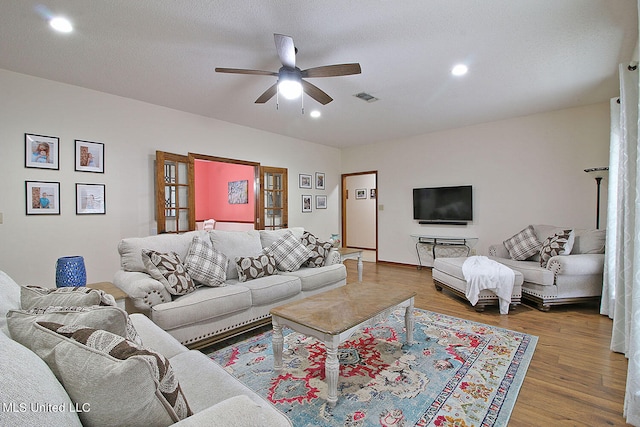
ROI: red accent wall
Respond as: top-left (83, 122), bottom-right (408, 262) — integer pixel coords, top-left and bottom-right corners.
top-left (194, 159), bottom-right (255, 222)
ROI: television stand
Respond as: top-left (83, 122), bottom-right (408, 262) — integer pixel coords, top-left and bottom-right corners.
top-left (410, 235), bottom-right (478, 269)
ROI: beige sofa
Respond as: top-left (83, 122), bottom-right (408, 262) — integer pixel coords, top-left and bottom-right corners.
top-left (488, 224), bottom-right (605, 311)
top-left (114, 228), bottom-right (346, 347)
top-left (0, 270), bottom-right (292, 427)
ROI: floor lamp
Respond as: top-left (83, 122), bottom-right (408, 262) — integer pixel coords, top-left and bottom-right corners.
top-left (584, 167), bottom-right (609, 229)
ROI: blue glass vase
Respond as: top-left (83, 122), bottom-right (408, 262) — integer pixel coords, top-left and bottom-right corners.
top-left (55, 256), bottom-right (87, 287)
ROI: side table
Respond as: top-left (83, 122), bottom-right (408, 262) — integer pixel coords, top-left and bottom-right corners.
top-left (88, 282), bottom-right (127, 311)
top-left (337, 247), bottom-right (363, 282)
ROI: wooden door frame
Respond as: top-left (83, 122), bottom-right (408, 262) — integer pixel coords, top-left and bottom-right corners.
top-left (341, 171), bottom-right (378, 258)
top-left (187, 153), bottom-right (261, 230)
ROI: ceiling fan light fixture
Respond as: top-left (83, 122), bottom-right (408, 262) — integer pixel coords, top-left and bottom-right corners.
top-left (278, 79), bottom-right (302, 100)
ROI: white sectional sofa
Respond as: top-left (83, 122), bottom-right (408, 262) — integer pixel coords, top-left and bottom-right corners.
top-left (114, 228), bottom-right (346, 347)
top-left (0, 270), bottom-right (292, 427)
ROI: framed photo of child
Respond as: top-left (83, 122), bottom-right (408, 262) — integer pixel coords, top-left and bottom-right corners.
top-left (25, 133), bottom-right (59, 170)
top-left (26, 181), bottom-right (60, 215)
top-left (75, 140), bottom-right (104, 173)
top-left (76, 183), bottom-right (106, 215)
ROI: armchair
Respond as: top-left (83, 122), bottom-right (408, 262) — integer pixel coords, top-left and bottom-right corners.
top-left (488, 224), bottom-right (605, 311)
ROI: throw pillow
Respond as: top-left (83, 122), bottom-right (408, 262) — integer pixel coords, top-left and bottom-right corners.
top-left (539, 229), bottom-right (575, 267)
top-left (264, 231), bottom-right (312, 272)
top-left (7, 305), bottom-right (142, 345)
top-left (572, 229), bottom-right (606, 254)
top-left (20, 285), bottom-right (116, 310)
top-left (235, 254), bottom-right (278, 282)
top-left (31, 321), bottom-right (192, 426)
top-left (503, 225), bottom-right (542, 261)
top-left (141, 249), bottom-right (196, 296)
top-left (302, 231), bottom-right (334, 267)
top-left (184, 235), bottom-right (228, 287)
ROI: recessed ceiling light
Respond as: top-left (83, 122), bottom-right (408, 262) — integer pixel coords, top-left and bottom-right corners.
top-left (309, 110), bottom-right (321, 118)
top-left (451, 64), bottom-right (468, 76)
top-left (49, 16), bottom-right (73, 33)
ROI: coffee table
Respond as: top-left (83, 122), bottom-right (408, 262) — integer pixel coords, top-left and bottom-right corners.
top-left (269, 282), bottom-right (416, 407)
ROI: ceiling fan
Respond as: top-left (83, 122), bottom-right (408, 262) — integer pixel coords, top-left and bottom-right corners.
top-left (215, 34), bottom-right (361, 105)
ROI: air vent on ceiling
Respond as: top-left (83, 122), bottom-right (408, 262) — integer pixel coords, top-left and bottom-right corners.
top-left (354, 92), bottom-right (379, 103)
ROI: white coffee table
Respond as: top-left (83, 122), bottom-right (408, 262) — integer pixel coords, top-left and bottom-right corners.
top-left (270, 282), bottom-right (415, 407)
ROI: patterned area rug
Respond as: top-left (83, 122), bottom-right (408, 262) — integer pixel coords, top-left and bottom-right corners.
top-left (208, 309), bottom-right (537, 427)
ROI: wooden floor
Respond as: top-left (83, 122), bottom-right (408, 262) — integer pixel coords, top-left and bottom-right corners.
top-left (344, 260), bottom-right (630, 427)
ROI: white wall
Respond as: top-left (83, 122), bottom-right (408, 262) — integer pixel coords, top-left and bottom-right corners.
top-left (0, 70), bottom-right (342, 285)
top-left (341, 102), bottom-right (611, 265)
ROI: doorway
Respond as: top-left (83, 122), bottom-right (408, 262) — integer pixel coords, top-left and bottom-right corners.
top-left (342, 171), bottom-right (377, 262)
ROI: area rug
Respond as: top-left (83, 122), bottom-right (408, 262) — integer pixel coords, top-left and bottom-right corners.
top-left (208, 309), bottom-right (537, 427)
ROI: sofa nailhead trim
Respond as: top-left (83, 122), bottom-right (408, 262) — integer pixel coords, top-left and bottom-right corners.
top-left (182, 313), bottom-right (271, 345)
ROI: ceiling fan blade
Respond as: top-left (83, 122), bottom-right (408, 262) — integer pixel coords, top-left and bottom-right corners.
top-left (215, 67), bottom-right (277, 76)
top-left (274, 34), bottom-right (296, 69)
top-left (301, 80), bottom-right (333, 105)
top-left (301, 63), bottom-right (362, 78)
top-left (255, 83), bottom-right (278, 104)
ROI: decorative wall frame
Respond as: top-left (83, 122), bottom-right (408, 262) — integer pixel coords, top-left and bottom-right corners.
top-left (355, 188), bottom-right (367, 199)
top-left (75, 140), bottom-right (104, 173)
top-left (26, 181), bottom-right (60, 215)
top-left (228, 180), bottom-right (248, 204)
top-left (316, 195), bottom-right (327, 209)
top-left (299, 174), bottom-right (312, 189)
top-left (25, 133), bottom-right (59, 170)
top-left (315, 172), bottom-right (325, 190)
top-left (302, 195), bottom-right (312, 212)
top-left (76, 183), bottom-right (106, 215)
top-left (370, 189), bottom-right (377, 199)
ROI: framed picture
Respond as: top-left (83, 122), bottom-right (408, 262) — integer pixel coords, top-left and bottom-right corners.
top-left (26, 181), bottom-right (60, 215)
top-left (315, 172), bottom-right (325, 190)
top-left (316, 195), bottom-right (327, 209)
top-left (299, 174), bottom-right (312, 189)
top-left (370, 189), bottom-right (377, 199)
top-left (76, 183), bottom-right (106, 214)
top-left (75, 140), bottom-right (104, 173)
top-left (228, 180), bottom-right (248, 204)
top-left (25, 133), bottom-right (59, 170)
top-left (302, 195), bottom-right (312, 212)
top-left (356, 188), bottom-right (367, 199)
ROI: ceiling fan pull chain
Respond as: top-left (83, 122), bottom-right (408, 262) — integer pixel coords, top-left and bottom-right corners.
top-left (301, 92), bottom-right (304, 115)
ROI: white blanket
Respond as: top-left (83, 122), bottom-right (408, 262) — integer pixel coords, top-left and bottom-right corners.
top-left (462, 256), bottom-right (515, 314)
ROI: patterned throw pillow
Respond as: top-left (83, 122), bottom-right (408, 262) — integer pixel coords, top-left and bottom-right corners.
top-left (503, 225), bottom-right (542, 261)
top-left (141, 249), bottom-right (195, 296)
top-left (35, 322), bottom-right (192, 425)
top-left (302, 231), bottom-right (333, 267)
top-left (539, 229), bottom-right (575, 267)
top-left (184, 235), bottom-right (228, 287)
top-left (20, 285), bottom-right (117, 310)
top-left (264, 231), bottom-right (312, 272)
top-left (7, 305), bottom-right (142, 345)
top-left (235, 254), bottom-right (278, 282)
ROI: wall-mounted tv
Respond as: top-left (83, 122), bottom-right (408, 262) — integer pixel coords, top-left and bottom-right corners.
top-left (413, 185), bottom-right (473, 224)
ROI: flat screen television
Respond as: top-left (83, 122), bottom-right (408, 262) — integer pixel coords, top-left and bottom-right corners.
top-left (413, 185), bottom-right (473, 224)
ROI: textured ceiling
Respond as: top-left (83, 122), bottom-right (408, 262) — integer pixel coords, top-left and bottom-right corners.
top-left (0, 1), bottom-right (637, 148)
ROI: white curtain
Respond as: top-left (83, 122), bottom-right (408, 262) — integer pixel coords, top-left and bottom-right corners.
top-left (603, 62), bottom-right (640, 425)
